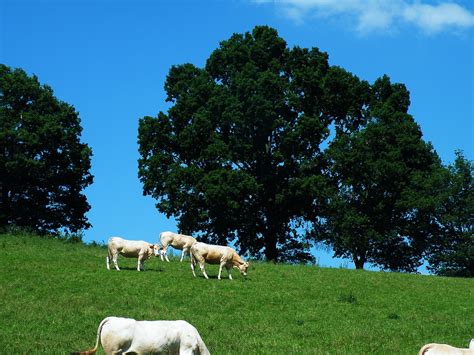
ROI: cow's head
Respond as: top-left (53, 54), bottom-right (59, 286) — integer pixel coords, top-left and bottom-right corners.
top-left (152, 244), bottom-right (162, 256)
top-left (235, 261), bottom-right (250, 277)
top-left (146, 244), bottom-right (157, 258)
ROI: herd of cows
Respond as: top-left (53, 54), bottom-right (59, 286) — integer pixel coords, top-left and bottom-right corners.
top-left (105, 231), bottom-right (250, 280)
top-left (72, 231), bottom-right (472, 354)
top-left (73, 231), bottom-right (249, 354)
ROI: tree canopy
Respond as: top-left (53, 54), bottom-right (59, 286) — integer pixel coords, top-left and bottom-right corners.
top-left (426, 151), bottom-right (473, 277)
top-left (138, 26), bottom-right (373, 261)
top-left (0, 64), bottom-right (93, 233)
top-left (138, 26), bottom-right (449, 269)
top-left (316, 75), bottom-right (442, 271)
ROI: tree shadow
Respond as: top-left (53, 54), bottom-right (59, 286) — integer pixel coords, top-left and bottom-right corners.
top-left (109, 267), bottom-right (164, 272)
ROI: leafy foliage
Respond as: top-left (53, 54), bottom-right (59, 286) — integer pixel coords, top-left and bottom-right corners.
top-left (138, 26), bottom-right (467, 271)
top-left (316, 75), bottom-right (443, 271)
top-left (0, 64), bottom-right (93, 233)
top-left (138, 26), bottom-right (370, 261)
top-left (427, 151), bottom-right (473, 277)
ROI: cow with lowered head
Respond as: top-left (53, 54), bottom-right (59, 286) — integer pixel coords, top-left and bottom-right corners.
top-left (190, 242), bottom-right (249, 280)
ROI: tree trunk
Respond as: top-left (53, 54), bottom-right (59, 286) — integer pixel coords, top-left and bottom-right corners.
top-left (0, 180), bottom-right (9, 228)
top-left (264, 230), bottom-right (278, 262)
top-left (354, 256), bottom-right (365, 270)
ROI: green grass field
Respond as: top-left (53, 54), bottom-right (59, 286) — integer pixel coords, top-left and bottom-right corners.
top-left (0, 233), bottom-right (472, 354)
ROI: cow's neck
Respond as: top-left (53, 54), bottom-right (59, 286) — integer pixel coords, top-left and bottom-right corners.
top-left (232, 253), bottom-right (245, 267)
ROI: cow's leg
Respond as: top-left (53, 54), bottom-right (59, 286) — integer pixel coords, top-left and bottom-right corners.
top-left (113, 253), bottom-right (120, 271)
top-left (137, 255), bottom-right (144, 271)
top-left (106, 256), bottom-right (110, 270)
top-left (218, 261), bottom-right (226, 280)
top-left (199, 263), bottom-right (209, 279)
top-left (180, 248), bottom-right (186, 262)
top-left (161, 246), bottom-right (170, 262)
top-left (226, 264), bottom-right (233, 280)
top-left (160, 245), bottom-right (167, 262)
top-left (191, 258), bottom-right (197, 277)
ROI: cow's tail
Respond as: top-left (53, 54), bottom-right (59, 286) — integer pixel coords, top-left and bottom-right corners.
top-left (71, 317), bottom-right (109, 355)
top-left (418, 344), bottom-right (433, 355)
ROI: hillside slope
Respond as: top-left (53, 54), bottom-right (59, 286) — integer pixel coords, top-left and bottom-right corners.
top-left (0, 233), bottom-right (472, 354)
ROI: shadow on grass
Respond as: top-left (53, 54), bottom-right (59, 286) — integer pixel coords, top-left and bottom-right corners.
top-left (338, 292), bottom-right (358, 304)
top-left (107, 267), bottom-right (164, 272)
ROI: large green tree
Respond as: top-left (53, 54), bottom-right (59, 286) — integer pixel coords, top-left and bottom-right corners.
top-left (315, 76), bottom-right (443, 271)
top-left (427, 151), bottom-right (473, 277)
top-left (0, 65), bottom-right (93, 233)
top-left (138, 26), bottom-right (370, 261)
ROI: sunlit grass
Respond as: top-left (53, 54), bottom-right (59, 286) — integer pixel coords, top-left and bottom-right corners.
top-left (0, 233), bottom-right (472, 354)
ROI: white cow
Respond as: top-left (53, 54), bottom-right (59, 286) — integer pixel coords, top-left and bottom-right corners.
top-left (419, 340), bottom-right (474, 354)
top-left (159, 231), bottom-right (197, 262)
top-left (72, 316), bottom-right (210, 355)
top-left (190, 242), bottom-right (249, 280)
top-left (106, 237), bottom-right (158, 271)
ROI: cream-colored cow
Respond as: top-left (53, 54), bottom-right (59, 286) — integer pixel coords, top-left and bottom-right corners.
top-left (419, 339), bottom-right (474, 354)
top-left (72, 317), bottom-right (210, 355)
top-left (159, 231), bottom-right (196, 262)
top-left (190, 242), bottom-right (249, 280)
top-left (106, 237), bottom-right (158, 271)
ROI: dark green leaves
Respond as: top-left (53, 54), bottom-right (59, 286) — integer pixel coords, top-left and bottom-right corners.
top-left (319, 76), bottom-right (442, 271)
top-left (138, 26), bottom-right (359, 261)
top-left (0, 64), bottom-right (93, 233)
top-left (427, 151), bottom-right (473, 277)
top-left (137, 26), bottom-right (465, 272)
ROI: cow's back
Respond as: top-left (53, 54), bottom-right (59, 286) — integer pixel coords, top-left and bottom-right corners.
top-left (160, 231), bottom-right (176, 246)
top-left (171, 234), bottom-right (196, 248)
top-left (108, 237), bottom-right (149, 257)
top-left (130, 320), bottom-right (201, 354)
top-left (108, 237), bottom-right (124, 250)
top-left (419, 344), bottom-right (472, 355)
top-left (120, 240), bottom-right (148, 256)
top-left (161, 232), bottom-right (196, 249)
top-left (193, 243), bottom-right (233, 264)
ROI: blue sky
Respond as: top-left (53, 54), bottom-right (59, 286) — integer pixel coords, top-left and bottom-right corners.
top-left (1, 0), bottom-right (473, 269)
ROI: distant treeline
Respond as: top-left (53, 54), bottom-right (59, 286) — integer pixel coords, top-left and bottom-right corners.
top-left (1, 27), bottom-right (472, 276)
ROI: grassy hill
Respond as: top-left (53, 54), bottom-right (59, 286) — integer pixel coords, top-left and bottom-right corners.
top-left (0, 233), bottom-right (472, 354)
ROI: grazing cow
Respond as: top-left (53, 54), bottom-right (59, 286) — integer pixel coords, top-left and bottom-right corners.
top-left (190, 242), bottom-right (249, 280)
top-left (72, 316), bottom-right (210, 355)
top-left (106, 237), bottom-right (158, 271)
top-left (419, 340), bottom-right (474, 354)
top-left (159, 231), bottom-right (197, 262)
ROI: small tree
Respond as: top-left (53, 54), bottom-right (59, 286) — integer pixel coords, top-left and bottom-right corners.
top-left (0, 65), bottom-right (93, 234)
top-left (427, 151), bottom-right (473, 277)
top-left (138, 26), bottom-right (370, 261)
top-left (316, 76), bottom-right (442, 271)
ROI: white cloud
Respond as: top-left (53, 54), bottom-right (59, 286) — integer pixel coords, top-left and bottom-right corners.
top-left (403, 3), bottom-right (474, 33)
top-left (255, 0), bottom-right (474, 34)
